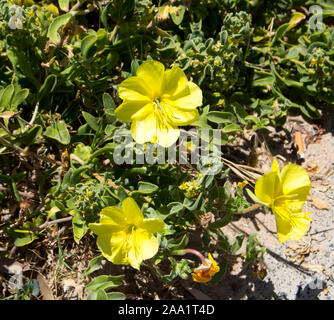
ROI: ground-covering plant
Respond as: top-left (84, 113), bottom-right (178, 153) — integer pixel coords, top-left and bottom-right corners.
top-left (0, 0), bottom-right (331, 300)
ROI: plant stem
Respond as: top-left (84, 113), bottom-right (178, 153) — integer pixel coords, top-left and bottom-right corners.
top-left (242, 203), bottom-right (263, 214)
top-left (109, 24), bottom-right (119, 42)
top-left (0, 121), bottom-right (14, 137)
top-left (0, 136), bottom-right (60, 165)
top-left (34, 216), bottom-right (73, 232)
top-left (182, 249), bottom-right (208, 265)
top-left (70, 0), bottom-right (87, 12)
top-left (29, 101), bottom-right (39, 126)
top-left (0, 186), bottom-right (36, 199)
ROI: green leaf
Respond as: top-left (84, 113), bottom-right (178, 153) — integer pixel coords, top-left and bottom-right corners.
top-left (210, 212), bottom-right (233, 229)
top-left (7, 228), bottom-right (37, 247)
top-left (17, 125), bottom-right (43, 145)
top-left (231, 234), bottom-right (246, 254)
top-left (87, 289), bottom-right (125, 300)
top-left (245, 115), bottom-right (260, 124)
top-left (89, 146), bottom-right (114, 161)
top-left (81, 34), bottom-right (97, 60)
top-left (170, 5), bottom-right (186, 25)
top-left (39, 74), bottom-right (57, 101)
top-left (287, 12), bottom-right (305, 31)
top-left (131, 59), bottom-right (140, 76)
top-left (222, 123), bottom-right (242, 133)
top-left (169, 234), bottom-right (189, 251)
top-left (232, 103), bottom-right (248, 125)
top-left (271, 23), bottom-right (289, 46)
top-left (106, 292), bottom-right (126, 300)
top-left (0, 84), bottom-right (14, 111)
top-left (82, 111), bottom-right (98, 131)
top-left (47, 13), bottom-right (73, 44)
top-left (73, 143), bottom-right (92, 163)
top-left (11, 88), bottom-right (29, 110)
top-left (253, 71), bottom-right (275, 87)
top-left (59, 0), bottom-right (69, 12)
top-left (103, 93), bottom-right (115, 116)
top-left (207, 111), bottom-right (236, 124)
top-left (167, 202), bottom-right (184, 214)
top-left (62, 165), bottom-right (91, 187)
top-left (95, 289), bottom-right (109, 300)
top-left (83, 255), bottom-right (104, 277)
top-left (137, 181), bottom-right (159, 194)
top-left (44, 121), bottom-right (71, 145)
top-left (72, 211), bottom-right (88, 243)
top-left (183, 192), bottom-right (205, 211)
top-left (85, 275), bottom-right (123, 291)
top-left (100, 1), bottom-right (113, 29)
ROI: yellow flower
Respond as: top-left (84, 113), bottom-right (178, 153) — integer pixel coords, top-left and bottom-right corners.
top-left (89, 197), bottom-right (165, 270)
top-left (115, 60), bottom-right (202, 147)
top-left (191, 253), bottom-right (220, 283)
top-left (255, 159), bottom-right (312, 243)
top-left (237, 180), bottom-right (248, 189)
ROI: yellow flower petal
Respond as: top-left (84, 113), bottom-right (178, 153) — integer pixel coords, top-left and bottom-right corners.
top-left (280, 163), bottom-right (311, 200)
top-left (273, 204), bottom-right (311, 243)
top-left (94, 231), bottom-right (126, 263)
top-left (131, 113), bottom-right (157, 145)
top-left (163, 82), bottom-right (203, 109)
top-left (161, 65), bottom-right (189, 97)
top-left (155, 116), bottom-right (180, 147)
top-left (255, 171), bottom-right (281, 206)
top-left (271, 158), bottom-right (280, 173)
top-left (136, 229), bottom-right (160, 261)
top-left (115, 100), bottom-right (150, 122)
top-left (98, 206), bottom-right (126, 226)
top-left (136, 60), bottom-right (165, 98)
top-left (141, 218), bottom-right (165, 233)
top-left (122, 197), bottom-right (144, 225)
top-left (131, 112), bottom-right (180, 147)
top-left (131, 103), bottom-right (154, 121)
top-left (163, 103), bottom-right (199, 126)
top-left (118, 76), bottom-right (153, 101)
top-left (127, 233), bottom-right (144, 270)
top-left (88, 223), bottom-right (124, 235)
top-left (109, 234), bottom-right (133, 265)
top-left (275, 194), bottom-right (308, 213)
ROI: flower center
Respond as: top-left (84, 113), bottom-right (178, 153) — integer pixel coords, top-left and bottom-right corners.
top-left (127, 224), bottom-right (137, 233)
top-left (153, 98), bottom-right (164, 113)
top-left (153, 98), bottom-right (168, 125)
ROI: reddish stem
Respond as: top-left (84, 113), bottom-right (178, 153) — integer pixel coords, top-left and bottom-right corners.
top-left (183, 249), bottom-right (207, 265)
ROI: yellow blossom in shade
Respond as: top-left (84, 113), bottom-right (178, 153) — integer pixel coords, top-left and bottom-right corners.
top-left (255, 158), bottom-right (312, 243)
top-left (191, 254), bottom-right (220, 283)
top-left (88, 197), bottom-right (165, 270)
top-left (115, 60), bottom-right (202, 147)
top-left (237, 180), bottom-right (248, 189)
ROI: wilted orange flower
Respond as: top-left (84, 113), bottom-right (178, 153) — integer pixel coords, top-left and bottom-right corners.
top-left (237, 180), bottom-right (248, 189)
top-left (191, 253), bottom-right (220, 283)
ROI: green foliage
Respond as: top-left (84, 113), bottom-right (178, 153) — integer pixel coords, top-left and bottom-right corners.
top-left (85, 275), bottom-right (125, 300)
